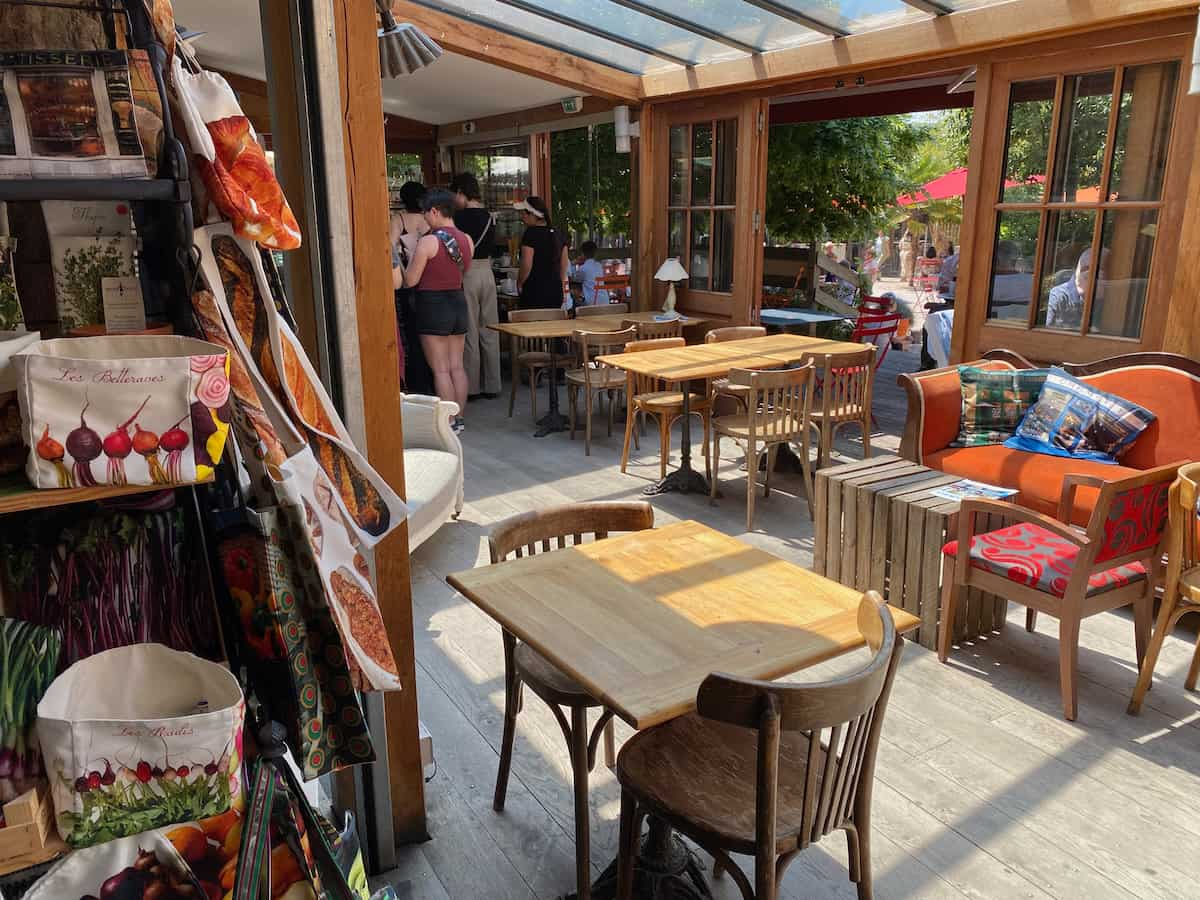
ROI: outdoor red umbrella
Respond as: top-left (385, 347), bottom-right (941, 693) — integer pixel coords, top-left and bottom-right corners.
top-left (897, 167), bottom-right (1045, 206)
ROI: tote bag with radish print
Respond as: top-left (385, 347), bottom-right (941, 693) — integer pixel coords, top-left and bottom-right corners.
top-left (36, 644), bottom-right (245, 848)
top-left (13, 335), bottom-right (232, 489)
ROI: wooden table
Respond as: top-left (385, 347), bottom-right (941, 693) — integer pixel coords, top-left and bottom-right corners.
top-left (813, 456), bottom-right (1007, 649)
top-left (448, 520), bottom-right (917, 899)
top-left (597, 333), bottom-right (866, 495)
top-left (490, 313), bottom-right (707, 438)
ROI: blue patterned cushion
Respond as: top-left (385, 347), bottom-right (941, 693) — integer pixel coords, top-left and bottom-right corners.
top-left (1004, 368), bottom-right (1155, 464)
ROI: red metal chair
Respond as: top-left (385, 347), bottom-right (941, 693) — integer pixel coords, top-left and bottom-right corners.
top-left (851, 311), bottom-right (902, 368)
top-left (938, 464), bottom-right (1180, 720)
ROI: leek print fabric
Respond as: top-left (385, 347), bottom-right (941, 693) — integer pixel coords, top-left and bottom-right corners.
top-left (1004, 368), bottom-right (1155, 463)
top-left (943, 522), bottom-right (1147, 598)
top-left (952, 366), bottom-right (1049, 447)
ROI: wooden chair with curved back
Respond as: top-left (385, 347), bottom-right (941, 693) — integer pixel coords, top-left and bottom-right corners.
top-left (489, 501), bottom-right (655, 900)
top-left (576, 302), bottom-right (630, 317)
top-left (507, 308), bottom-right (567, 420)
top-left (615, 592), bottom-right (904, 900)
top-left (620, 337), bottom-right (712, 482)
top-left (710, 365), bottom-right (816, 530)
top-left (705, 325), bottom-right (767, 411)
top-left (1128, 461), bottom-right (1200, 713)
top-left (627, 318), bottom-right (683, 340)
top-left (566, 326), bottom-right (637, 455)
top-left (803, 346), bottom-right (876, 469)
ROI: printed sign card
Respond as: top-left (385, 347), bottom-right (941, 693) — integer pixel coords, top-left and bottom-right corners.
top-left (100, 275), bottom-right (145, 332)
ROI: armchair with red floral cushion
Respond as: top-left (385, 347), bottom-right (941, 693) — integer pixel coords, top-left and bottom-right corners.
top-left (937, 463), bottom-right (1179, 721)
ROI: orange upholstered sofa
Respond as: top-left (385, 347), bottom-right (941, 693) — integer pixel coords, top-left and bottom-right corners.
top-left (898, 351), bottom-right (1200, 525)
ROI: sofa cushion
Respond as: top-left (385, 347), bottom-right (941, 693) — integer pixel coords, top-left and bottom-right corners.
top-left (926, 444), bottom-right (1140, 525)
top-left (1077, 366), bottom-right (1200, 469)
top-left (916, 360), bottom-right (1017, 459)
top-left (403, 447), bottom-right (460, 543)
top-left (1005, 368), bottom-right (1155, 464)
top-left (942, 522), bottom-right (1146, 598)
top-left (953, 365), bottom-right (1049, 447)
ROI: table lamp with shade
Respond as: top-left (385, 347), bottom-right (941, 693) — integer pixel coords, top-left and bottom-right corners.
top-left (654, 258), bottom-right (688, 314)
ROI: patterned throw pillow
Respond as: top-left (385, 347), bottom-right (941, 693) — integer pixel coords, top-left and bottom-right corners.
top-left (1004, 367), bottom-right (1155, 463)
top-left (952, 366), bottom-right (1049, 447)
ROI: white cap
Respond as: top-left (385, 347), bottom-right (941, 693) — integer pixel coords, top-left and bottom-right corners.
top-left (512, 200), bottom-right (546, 219)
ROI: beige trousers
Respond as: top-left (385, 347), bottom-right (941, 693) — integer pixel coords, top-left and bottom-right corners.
top-left (463, 263), bottom-right (501, 395)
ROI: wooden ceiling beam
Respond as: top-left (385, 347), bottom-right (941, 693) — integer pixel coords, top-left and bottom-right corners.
top-left (641, 0), bottom-right (1195, 99)
top-left (390, 0), bottom-right (643, 101)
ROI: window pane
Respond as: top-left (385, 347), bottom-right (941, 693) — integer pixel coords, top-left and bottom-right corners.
top-left (689, 210), bottom-right (711, 291)
top-left (668, 210), bottom-right (685, 259)
top-left (987, 210), bottom-right (1039, 322)
top-left (669, 125), bottom-right (688, 207)
top-left (1088, 208), bottom-right (1157, 338)
top-left (712, 210), bottom-right (734, 293)
top-left (1048, 71), bottom-right (1114, 203)
top-left (1036, 209), bottom-right (1097, 331)
top-left (1000, 80), bottom-right (1055, 202)
top-left (692, 123), bottom-right (713, 206)
top-left (714, 119), bottom-right (737, 206)
top-left (1109, 62), bottom-right (1180, 202)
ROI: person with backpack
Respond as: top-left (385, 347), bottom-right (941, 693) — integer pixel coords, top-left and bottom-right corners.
top-left (402, 188), bottom-right (475, 433)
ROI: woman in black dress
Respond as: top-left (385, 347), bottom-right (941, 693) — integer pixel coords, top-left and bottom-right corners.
top-left (513, 197), bottom-right (568, 310)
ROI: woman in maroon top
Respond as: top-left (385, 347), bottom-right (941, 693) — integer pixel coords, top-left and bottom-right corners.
top-left (403, 188), bottom-right (475, 430)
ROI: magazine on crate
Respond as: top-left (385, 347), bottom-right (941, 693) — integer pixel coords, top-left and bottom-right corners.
top-left (930, 478), bottom-right (1018, 502)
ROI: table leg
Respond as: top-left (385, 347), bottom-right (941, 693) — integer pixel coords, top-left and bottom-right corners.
top-left (642, 383), bottom-right (709, 495)
top-left (567, 816), bottom-right (712, 900)
top-left (535, 341), bottom-right (569, 437)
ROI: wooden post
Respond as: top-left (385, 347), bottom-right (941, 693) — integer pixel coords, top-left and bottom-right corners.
top-left (1163, 109), bottom-right (1200, 358)
top-left (331, 0), bottom-right (428, 843)
top-left (633, 104), bottom-right (657, 312)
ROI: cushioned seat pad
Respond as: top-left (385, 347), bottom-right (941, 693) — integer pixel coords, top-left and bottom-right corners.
top-left (926, 445), bottom-right (1139, 525)
top-left (943, 521), bottom-right (1146, 598)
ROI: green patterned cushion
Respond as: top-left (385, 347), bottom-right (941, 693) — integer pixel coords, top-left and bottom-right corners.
top-left (952, 366), bottom-right (1049, 447)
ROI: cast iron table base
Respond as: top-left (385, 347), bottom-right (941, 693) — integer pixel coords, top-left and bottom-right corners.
top-left (535, 341), bottom-right (570, 437)
top-left (642, 381), bottom-right (709, 496)
top-left (564, 818), bottom-right (713, 900)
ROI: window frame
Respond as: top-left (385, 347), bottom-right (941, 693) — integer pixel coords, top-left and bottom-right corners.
top-left (961, 34), bottom-right (1197, 363)
top-left (666, 119), bottom-right (738, 294)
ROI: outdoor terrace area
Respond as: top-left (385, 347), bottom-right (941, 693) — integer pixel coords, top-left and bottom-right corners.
top-left (385, 345), bottom-right (1200, 900)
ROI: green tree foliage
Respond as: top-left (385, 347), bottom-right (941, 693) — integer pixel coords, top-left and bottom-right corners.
top-left (550, 124), bottom-right (630, 245)
top-left (766, 117), bottom-right (926, 244)
top-left (386, 153), bottom-right (424, 186)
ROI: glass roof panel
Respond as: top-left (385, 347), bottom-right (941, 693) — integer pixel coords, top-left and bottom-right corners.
top-left (510, 0), bottom-right (744, 66)
top-left (634, 0), bottom-right (825, 52)
top-left (407, 0), bottom-right (670, 73)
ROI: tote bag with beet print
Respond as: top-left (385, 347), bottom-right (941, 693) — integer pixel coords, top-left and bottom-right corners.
top-left (14, 335), bottom-right (232, 489)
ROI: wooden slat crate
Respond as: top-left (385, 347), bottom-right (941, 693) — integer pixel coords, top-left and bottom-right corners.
top-left (814, 456), bottom-right (1007, 649)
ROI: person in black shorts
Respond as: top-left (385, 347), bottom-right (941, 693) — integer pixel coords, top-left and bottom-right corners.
top-left (401, 188), bottom-right (475, 431)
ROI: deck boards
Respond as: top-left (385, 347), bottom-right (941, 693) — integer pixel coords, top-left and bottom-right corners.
top-left (375, 345), bottom-right (1200, 899)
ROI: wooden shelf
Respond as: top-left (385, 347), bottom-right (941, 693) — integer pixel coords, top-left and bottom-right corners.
top-left (0, 473), bottom-right (209, 515)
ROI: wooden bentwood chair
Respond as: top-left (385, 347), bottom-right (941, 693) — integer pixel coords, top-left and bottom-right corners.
top-left (576, 302), bottom-right (630, 317)
top-left (626, 318), bottom-right (684, 340)
top-left (1128, 461), bottom-right (1200, 714)
top-left (506, 308), bottom-right (567, 420)
top-left (620, 337), bottom-right (712, 482)
top-left (615, 592), bottom-right (903, 900)
top-left (490, 501), bottom-right (655, 900)
top-left (804, 346), bottom-right (876, 470)
top-left (705, 325), bottom-right (767, 412)
top-left (566, 326), bottom-right (636, 455)
top-left (710, 365), bottom-right (816, 531)
top-left (939, 463), bottom-right (1179, 721)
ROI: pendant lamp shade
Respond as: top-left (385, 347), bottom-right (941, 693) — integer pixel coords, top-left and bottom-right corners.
top-left (377, 0), bottom-right (443, 78)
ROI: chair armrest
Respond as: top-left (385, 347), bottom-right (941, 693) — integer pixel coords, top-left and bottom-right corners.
top-left (957, 498), bottom-right (1090, 549)
top-left (1058, 474), bottom-right (1108, 524)
top-left (401, 393), bottom-right (461, 452)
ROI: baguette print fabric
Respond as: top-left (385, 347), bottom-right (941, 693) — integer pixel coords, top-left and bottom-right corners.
top-left (194, 224), bottom-right (404, 691)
